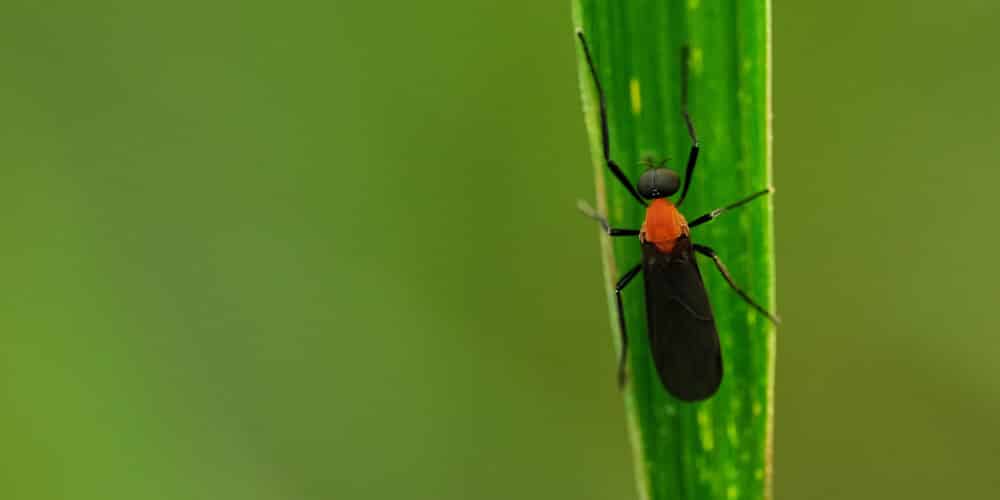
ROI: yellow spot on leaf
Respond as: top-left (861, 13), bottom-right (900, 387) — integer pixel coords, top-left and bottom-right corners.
top-left (697, 409), bottom-right (714, 451)
top-left (727, 485), bottom-right (739, 500)
top-left (629, 78), bottom-right (641, 114)
top-left (687, 0), bottom-right (701, 10)
top-left (727, 421), bottom-right (739, 447)
top-left (690, 47), bottom-right (704, 75)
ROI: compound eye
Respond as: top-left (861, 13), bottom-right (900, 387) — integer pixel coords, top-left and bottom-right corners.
top-left (637, 168), bottom-right (679, 199)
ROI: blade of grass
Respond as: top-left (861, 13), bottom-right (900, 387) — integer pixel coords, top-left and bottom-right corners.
top-left (572, 1), bottom-right (775, 499)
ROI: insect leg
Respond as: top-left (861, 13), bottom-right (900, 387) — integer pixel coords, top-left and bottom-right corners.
top-left (614, 263), bottom-right (643, 387)
top-left (576, 30), bottom-right (647, 207)
top-left (676, 45), bottom-right (701, 207)
top-left (692, 244), bottom-right (780, 324)
top-left (576, 200), bottom-right (640, 236)
top-left (688, 187), bottom-right (773, 228)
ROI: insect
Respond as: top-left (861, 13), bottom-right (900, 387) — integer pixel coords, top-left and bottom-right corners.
top-left (576, 30), bottom-right (778, 402)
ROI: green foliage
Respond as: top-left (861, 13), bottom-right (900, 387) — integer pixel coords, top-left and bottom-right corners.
top-left (572, 1), bottom-right (775, 499)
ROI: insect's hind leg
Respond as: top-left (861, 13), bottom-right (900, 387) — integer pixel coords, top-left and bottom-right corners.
top-left (576, 30), bottom-right (647, 207)
top-left (692, 244), bottom-right (780, 324)
top-left (613, 263), bottom-right (642, 388)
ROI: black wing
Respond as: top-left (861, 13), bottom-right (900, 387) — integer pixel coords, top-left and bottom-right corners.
top-left (641, 238), bottom-right (722, 401)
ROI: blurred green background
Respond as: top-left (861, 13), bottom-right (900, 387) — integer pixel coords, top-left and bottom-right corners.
top-left (2, 1), bottom-right (998, 499)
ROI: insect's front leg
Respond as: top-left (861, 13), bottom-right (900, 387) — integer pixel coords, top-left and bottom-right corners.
top-left (576, 30), bottom-right (647, 207)
top-left (676, 45), bottom-right (701, 208)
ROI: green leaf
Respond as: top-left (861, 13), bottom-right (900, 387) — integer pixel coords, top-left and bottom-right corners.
top-left (572, 1), bottom-right (776, 499)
